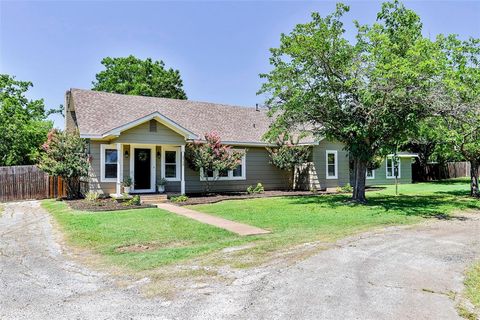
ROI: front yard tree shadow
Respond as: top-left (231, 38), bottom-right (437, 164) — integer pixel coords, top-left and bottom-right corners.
top-left (289, 184), bottom-right (480, 220)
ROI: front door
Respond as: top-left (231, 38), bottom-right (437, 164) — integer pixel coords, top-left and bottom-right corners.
top-left (134, 148), bottom-right (151, 190)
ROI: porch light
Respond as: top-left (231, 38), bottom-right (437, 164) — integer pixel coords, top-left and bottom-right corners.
top-left (124, 150), bottom-right (129, 158)
top-left (157, 151), bottom-right (161, 159)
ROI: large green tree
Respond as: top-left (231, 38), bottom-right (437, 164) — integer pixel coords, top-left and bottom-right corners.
top-left (259, 1), bottom-right (440, 202)
top-left (0, 74), bottom-right (53, 166)
top-left (436, 35), bottom-right (480, 197)
top-left (92, 55), bottom-right (187, 99)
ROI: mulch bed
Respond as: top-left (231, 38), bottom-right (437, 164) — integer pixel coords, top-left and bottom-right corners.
top-left (174, 190), bottom-right (337, 206)
top-left (67, 198), bottom-right (156, 212)
top-left (174, 186), bottom-right (386, 206)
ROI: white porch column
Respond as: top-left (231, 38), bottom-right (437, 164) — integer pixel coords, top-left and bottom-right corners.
top-left (181, 145), bottom-right (185, 195)
top-left (116, 143), bottom-right (123, 195)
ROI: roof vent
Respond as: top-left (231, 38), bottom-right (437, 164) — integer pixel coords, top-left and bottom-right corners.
top-left (149, 120), bottom-right (157, 132)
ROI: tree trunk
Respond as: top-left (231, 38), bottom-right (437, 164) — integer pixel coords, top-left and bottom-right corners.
top-left (291, 168), bottom-right (295, 191)
top-left (205, 177), bottom-right (211, 194)
top-left (65, 176), bottom-right (80, 199)
top-left (470, 160), bottom-right (479, 197)
top-left (352, 158), bottom-right (368, 203)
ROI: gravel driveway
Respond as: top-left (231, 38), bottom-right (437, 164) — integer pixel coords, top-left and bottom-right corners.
top-left (1, 201), bottom-right (479, 320)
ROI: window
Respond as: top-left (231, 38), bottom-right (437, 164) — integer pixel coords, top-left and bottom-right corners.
top-left (162, 148), bottom-right (179, 181)
top-left (386, 156), bottom-right (401, 179)
top-left (326, 150), bottom-right (338, 179)
top-left (101, 144), bottom-right (119, 182)
top-left (366, 168), bottom-right (375, 179)
top-left (205, 169), bottom-right (214, 178)
top-left (218, 169), bottom-right (229, 177)
top-left (200, 152), bottom-right (246, 181)
top-left (232, 162), bottom-right (243, 178)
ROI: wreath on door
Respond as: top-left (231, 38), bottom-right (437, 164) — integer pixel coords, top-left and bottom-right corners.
top-left (138, 151), bottom-right (148, 162)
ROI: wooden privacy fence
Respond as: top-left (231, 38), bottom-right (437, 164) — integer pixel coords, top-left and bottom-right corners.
top-left (412, 161), bottom-right (477, 182)
top-left (0, 165), bottom-right (88, 202)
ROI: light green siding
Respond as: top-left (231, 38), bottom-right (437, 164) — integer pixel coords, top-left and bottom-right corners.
top-left (111, 120), bottom-right (185, 145)
top-left (309, 140), bottom-right (350, 190)
top-left (122, 145), bottom-right (130, 180)
top-left (86, 127), bottom-right (414, 196)
top-left (308, 141), bottom-right (414, 189)
top-left (87, 141), bottom-right (116, 195)
top-left (87, 141), bottom-right (289, 195)
top-left (366, 157), bottom-right (414, 186)
top-left (166, 147), bottom-right (290, 194)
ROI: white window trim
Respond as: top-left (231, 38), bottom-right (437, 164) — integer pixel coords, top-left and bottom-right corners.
top-left (161, 147), bottom-right (181, 182)
top-left (200, 151), bottom-right (246, 181)
top-left (100, 144), bottom-right (120, 183)
top-left (386, 156), bottom-right (401, 179)
top-left (326, 150), bottom-right (338, 179)
top-left (366, 168), bottom-right (375, 179)
top-left (129, 144), bottom-right (156, 193)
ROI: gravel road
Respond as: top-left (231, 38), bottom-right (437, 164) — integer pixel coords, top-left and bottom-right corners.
top-left (1, 201), bottom-right (479, 320)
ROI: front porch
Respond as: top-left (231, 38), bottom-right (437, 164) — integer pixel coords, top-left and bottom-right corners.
top-left (107, 143), bottom-right (187, 197)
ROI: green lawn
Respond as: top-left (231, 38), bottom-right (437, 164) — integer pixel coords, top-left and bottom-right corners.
top-left (465, 261), bottom-right (480, 309)
top-left (42, 180), bottom-right (479, 270)
top-left (42, 201), bottom-right (252, 270)
top-left (191, 180), bottom-right (480, 249)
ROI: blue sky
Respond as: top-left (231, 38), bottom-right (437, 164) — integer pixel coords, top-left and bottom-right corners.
top-left (1, 1), bottom-right (479, 128)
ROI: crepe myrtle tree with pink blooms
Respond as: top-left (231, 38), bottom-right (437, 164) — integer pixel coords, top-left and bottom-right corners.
top-left (39, 129), bottom-right (89, 199)
top-left (185, 131), bottom-right (245, 194)
top-left (267, 136), bottom-right (311, 190)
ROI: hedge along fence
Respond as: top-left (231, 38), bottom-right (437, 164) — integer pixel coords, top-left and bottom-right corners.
top-left (0, 165), bottom-right (88, 202)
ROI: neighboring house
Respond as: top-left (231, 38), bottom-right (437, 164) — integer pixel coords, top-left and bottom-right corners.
top-left (66, 89), bottom-right (416, 196)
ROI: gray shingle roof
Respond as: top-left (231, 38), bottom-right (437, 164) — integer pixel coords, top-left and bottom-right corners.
top-left (69, 89), bottom-right (276, 144)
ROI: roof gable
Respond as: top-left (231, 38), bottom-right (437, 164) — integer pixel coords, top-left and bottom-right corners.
top-left (69, 89), bottom-right (276, 145)
top-left (81, 111), bottom-right (197, 140)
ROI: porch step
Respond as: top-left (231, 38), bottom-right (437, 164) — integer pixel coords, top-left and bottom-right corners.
top-left (140, 194), bottom-right (168, 204)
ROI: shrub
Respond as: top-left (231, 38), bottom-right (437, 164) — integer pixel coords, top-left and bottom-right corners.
top-left (124, 195), bottom-right (141, 206)
top-left (336, 184), bottom-right (353, 193)
top-left (157, 178), bottom-right (167, 186)
top-left (170, 195), bottom-right (188, 203)
top-left (255, 183), bottom-right (265, 193)
top-left (247, 183), bottom-right (264, 194)
top-left (122, 176), bottom-right (132, 187)
top-left (85, 191), bottom-right (100, 202)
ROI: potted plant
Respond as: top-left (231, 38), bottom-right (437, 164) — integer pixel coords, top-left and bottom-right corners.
top-left (122, 176), bottom-right (132, 194)
top-left (157, 178), bottom-right (167, 193)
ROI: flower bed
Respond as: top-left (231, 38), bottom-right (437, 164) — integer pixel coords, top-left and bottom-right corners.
top-left (173, 186), bottom-right (385, 206)
top-left (174, 190), bottom-right (330, 206)
top-left (66, 198), bottom-right (156, 212)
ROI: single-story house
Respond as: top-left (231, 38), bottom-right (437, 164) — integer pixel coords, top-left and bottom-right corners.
top-left (65, 89), bottom-right (416, 196)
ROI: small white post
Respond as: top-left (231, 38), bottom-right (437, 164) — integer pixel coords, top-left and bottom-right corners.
top-left (116, 143), bottom-right (122, 195)
top-left (181, 145), bottom-right (185, 195)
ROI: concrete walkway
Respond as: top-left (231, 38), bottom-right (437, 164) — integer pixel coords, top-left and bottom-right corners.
top-left (156, 203), bottom-right (271, 236)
